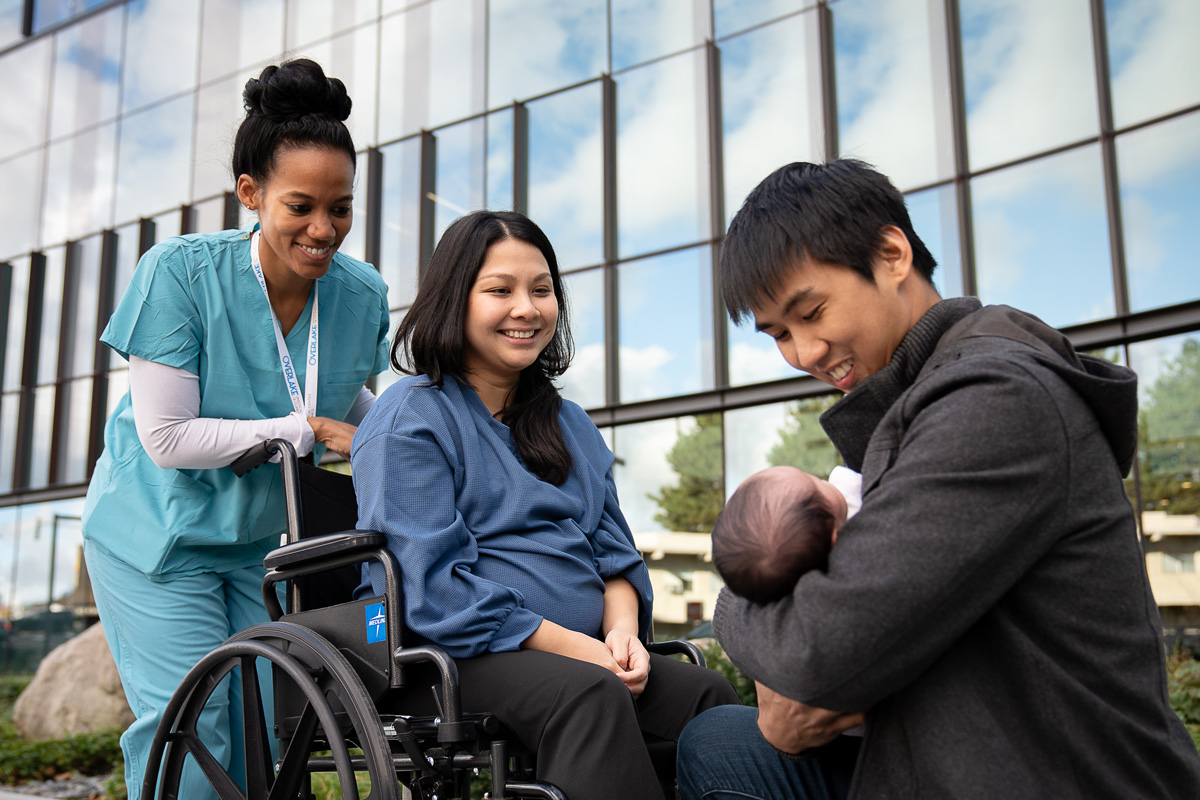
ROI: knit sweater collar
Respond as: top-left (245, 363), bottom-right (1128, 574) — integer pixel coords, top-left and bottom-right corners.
top-left (820, 296), bottom-right (982, 471)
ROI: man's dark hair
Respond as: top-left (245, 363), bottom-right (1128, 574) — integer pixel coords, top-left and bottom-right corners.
top-left (720, 159), bottom-right (937, 324)
top-left (392, 210), bottom-right (575, 485)
top-left (711, 473), bottom-right (837, 604)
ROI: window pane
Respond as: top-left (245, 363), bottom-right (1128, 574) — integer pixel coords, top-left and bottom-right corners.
top-left (378, 0), bottom-right (484, 140)
top-left (432, 118), bottom-right (485, 242)
top-left (3, 259), bottom-right (28, 392)
top-left (1106, 0), bottom-right (1200, 129)
top-left (193, 74), bottom-right (245, 202)
top-left (724, 395), bottom-right (840, 495)
top-left (971, 146), bottom-right (1112, 328)
top-left (40, 123), bottom-right (118, 247)
top-left (833, 0), bottom-right (951, 190)
top-left (49, 5), bottom-right (123, 139)
top-left (714, 0), bottom-right (814, 39)
top-left (36, 247), bottom-right (66, 385)
top-left (378, 137), bottom-right (422, 311)
top-left (906, 185), bottom-right (962, 299)
top-left (612, 414), bottom-right (723, 534)
top-left (486, 108), bottom-right (514, 212)
top-left (199, 0), bottom-right (284, 83)
top-left (618, 50), bottom-right (710, 258)
top-left (68, 234), bottom-right (103, 380)
top-left (0, 0), bottom-right (22, 50)
top-left (297, 23), bottom-right (380, 150)
top-left (720, 12), bottom-right (822, 229)
top-left (727, 318), bottom-right (797, 387)
top-left (114, 96), bottom-right (195, 226)
top-left (192, 195), bottom-right (229, 234)
top-left (1117, 110), bottom-right (1200, 313)
top-left (618, 246), bottom-right (714, 403)
top-left (106, 368), bottom-right (129, 418)
top-left (488, 0), bottom-right (605, 106)
top-left (57, 377), bottom-right (92, 485)
top-left (559, 268), bottom-right (604, 409)
top-left (0, 38), bottom-right (51, 160)
top-left (0, 150), bottom-right (45, 261)
top-left (121, 0), bottom-right (201, 113)
top-left (611, 0), bottom-right (709, 72)
top-left (0, 393), bottom-right (17, 492)
top-left (527, 84), bottom-right (603, 270)
top-left (287, 0), bottom-right (378, 51)
top-left (27, 384), bottom-right (55, 489)
top-left (1129, 334), bottom-right (1200, 517)
top-left (960, 0), bottom-right (1098, 170)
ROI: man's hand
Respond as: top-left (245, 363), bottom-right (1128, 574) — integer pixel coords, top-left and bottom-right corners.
top-left (755, 681), bottom-right (866, 754)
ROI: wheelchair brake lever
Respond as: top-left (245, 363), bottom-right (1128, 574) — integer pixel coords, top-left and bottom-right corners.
top-left (430, 684), bottom-right (445, 720)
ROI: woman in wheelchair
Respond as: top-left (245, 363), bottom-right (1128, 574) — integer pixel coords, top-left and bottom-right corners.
top-left (82, 59), bottom-right (391, 800)
top-left (352, 210), bottom-right (740, 800)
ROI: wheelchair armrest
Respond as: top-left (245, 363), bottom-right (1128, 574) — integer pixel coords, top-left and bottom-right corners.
top-left (646, 639), bottom-right (707, 668)
top-left (263, 530), bottom-right (386, 571)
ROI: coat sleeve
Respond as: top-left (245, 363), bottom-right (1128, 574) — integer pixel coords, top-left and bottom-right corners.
top-left (714, 357), bottom-right (1074, 710)
top-left (353, 425), bottom-right (544, 657)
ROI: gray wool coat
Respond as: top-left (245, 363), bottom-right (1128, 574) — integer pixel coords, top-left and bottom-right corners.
top-left (714, 297), bottom-right (1200, 799)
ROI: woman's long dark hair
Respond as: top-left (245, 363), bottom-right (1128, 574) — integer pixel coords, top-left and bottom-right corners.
top-left (393, 211), bottom-right (575, 484)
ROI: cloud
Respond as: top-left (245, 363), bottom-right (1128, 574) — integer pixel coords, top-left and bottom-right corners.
top-left (612, 415), bottom-right (698, 533)
top-left (1107, 0), bottom-right (1200, 128)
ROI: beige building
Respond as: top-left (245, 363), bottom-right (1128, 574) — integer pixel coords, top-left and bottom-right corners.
top-left (634, 532), bottom-right (723, 641)
top-left (1144, 511), bottom-right (1200, 631)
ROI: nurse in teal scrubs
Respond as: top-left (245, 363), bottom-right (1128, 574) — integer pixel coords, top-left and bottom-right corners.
top-left (81, 59), bottom-right (390, 800)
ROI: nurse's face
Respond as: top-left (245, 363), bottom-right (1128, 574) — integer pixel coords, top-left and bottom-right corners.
top-left (236, 145), bottom-right (355, 294)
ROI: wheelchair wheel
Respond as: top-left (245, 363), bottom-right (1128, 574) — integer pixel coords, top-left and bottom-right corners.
top-left (142, 621), bottom-right (401, 800)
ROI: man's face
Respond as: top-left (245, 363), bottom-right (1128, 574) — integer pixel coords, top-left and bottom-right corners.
top-left (750, 254), bottom-right (914, 393)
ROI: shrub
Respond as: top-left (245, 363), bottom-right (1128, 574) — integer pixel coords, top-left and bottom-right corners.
top-left (1168, 652), bottom-right (1200, 752)
top-left (699, 640), bottom-right (757, 707)
top-left (0, 727), bottom-right (123, 784)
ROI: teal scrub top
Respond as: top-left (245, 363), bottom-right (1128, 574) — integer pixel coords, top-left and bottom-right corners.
top-left (82, 226), bottom-right (391, 579)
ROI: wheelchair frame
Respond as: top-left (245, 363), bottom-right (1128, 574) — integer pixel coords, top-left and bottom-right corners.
top-left (141, 438), bottom-right (705, 800)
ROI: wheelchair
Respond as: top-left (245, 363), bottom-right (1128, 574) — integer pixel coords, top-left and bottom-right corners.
top-left (141, 438), bottom-right (706, 800)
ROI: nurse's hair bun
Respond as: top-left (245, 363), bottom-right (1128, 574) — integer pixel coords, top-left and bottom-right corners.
top-left (242, 58), bottom-right (352, 123)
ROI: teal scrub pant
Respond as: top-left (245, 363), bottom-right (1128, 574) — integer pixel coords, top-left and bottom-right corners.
top-left (84, 540), bottom-right (276, 800)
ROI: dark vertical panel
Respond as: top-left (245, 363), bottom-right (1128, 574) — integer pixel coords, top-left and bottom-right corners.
top-left (512, 101), bottom-right (529, 216)
top-left (13, 253), bottom-right (46, 489)
top-left (88, 230), bottom-right (118, 475)
top-left (0, 263), bottom-right (10, 392)
top-left (817, 2), bottom-right (838, 161)
top-left (602, 75), bottom-right (619, 407)
top-left (137, 218), bottom-right (156, 258)
top-left (706, 40), bottom-right (728, 389)
top-left (180, 204), bottom-right (196, 235)
top-left (363, 146), bottom-right (383, 270)
top-left (1089, 0), bottom-right (1129, 316)
top-left (21, 0), bottom-right (33, 37)
top-left (48, 241), bottom-right (82, 483)
top-left (222, 191), bottom-right (240, 231)
top-left (942, 0), bottom-right (976, 297)
top-left (418, 130), bottom-right (437, 277)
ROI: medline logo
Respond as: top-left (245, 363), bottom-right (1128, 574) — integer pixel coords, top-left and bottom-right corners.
top-left (365, 602), bottom-right (386, 643)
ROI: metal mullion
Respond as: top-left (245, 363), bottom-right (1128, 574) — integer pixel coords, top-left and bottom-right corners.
top-left (0, 262), bottom-right (10, 391)
top-left (417, 130), bottom-right (437, 279)
top-left (705, 40), bottom-right (728, 390)
top-left (363, 147), bottom-right (384, 270)
top-left (137, 217), bottom-right (156, 258)
top-left (602, 75), bottom-right (619, 407)
top-left (1089, 0), bottom-right (1129, 316)
top-left (512, 102), bottom-right (529, 215)
top-left (222, 191), bottom-right (240, 231)
top-left (941, 0), bottom-right (976, 298)
top-left (816, 2), bottom-right (838, 161)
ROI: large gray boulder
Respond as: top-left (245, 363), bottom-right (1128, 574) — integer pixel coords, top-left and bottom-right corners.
top-left (13, 621), bottom-right (135, 739)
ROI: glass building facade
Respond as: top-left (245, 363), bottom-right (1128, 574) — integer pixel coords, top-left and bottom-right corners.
top-left (1, 0), bottom-right (1198, 660)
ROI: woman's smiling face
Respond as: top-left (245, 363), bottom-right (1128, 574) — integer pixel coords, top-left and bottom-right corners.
top-left (236, 145), bottom-right (355, 293)
top-left (462, 237), bottom-right (560, 389)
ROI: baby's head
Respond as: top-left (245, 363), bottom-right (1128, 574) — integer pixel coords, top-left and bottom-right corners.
top-left (711, 466), bottom-right (848, 604)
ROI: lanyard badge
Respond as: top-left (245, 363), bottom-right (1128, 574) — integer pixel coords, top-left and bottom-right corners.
top-left (249, 231), bottom-right (319, 417)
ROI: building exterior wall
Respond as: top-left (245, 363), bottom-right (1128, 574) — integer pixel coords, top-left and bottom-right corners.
top-left (0, 0), bottom-right (1198, 668)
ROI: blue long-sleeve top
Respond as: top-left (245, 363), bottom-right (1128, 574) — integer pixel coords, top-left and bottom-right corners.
top-left (351, 374), bottom-right (653, 658)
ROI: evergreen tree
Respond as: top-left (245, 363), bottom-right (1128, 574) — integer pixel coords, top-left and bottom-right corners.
top-left (1138, 338), bottom-right (1200, 515)
top-left (648, 414), bottom-right (724, 532)
top-left (766, 394), bottom-right (843, 478)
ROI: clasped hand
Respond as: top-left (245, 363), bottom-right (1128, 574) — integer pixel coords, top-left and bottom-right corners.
top-left (755, 681), bottom-right (866, 754)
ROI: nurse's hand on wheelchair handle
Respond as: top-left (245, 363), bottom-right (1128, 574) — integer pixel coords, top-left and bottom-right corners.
top-left (308, 416), bottom-right (357, 459)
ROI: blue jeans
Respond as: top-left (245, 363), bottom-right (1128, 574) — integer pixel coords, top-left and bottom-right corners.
top-left (676, 705), bottom-right (860, 800)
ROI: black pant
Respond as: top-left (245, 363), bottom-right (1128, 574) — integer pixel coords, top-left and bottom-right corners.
top-left (387, 649), bottom-right (740, 800)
